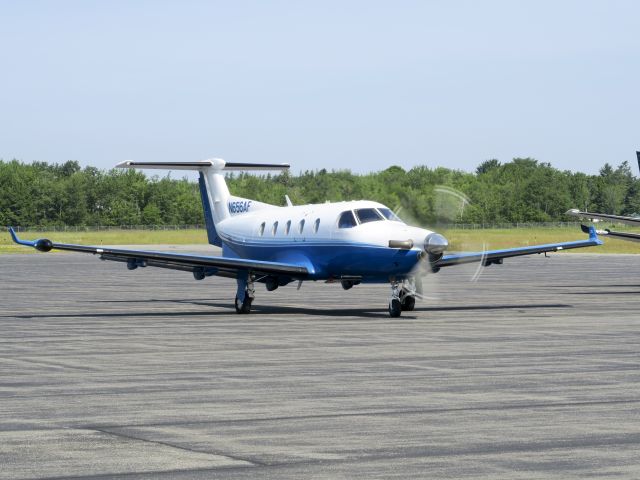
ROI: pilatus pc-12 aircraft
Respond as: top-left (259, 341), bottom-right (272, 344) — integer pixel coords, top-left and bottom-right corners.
top-left (10, 159), bottom-right (602, 317)
top-left (567, 151), bottom-right (640, 242)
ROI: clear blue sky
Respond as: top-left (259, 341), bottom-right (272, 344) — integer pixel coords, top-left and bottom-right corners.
top-left (1, 0), bottom-right (638, 174)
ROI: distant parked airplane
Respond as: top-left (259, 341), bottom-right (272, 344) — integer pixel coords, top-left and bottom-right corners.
top-left (567, 151), bottom-right (640, 242)
top-left (10, 159), bottom-right (602, 317)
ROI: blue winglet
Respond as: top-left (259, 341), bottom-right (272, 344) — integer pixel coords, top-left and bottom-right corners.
top-left (581, 224), bottom-right (601, 244)
top-left (8, 227), bottom-right (36, 247)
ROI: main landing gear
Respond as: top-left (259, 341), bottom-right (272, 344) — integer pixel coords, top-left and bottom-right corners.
top-left (388, 278), bottom-right (417, 318)
top-left (235, 273), bottom-right (255, 314)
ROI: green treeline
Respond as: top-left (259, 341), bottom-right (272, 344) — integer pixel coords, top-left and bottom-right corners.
top-left (1, 158), bottom-right (639, 227)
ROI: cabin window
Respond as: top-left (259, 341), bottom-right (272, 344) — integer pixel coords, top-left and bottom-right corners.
top-left (298, 219), bottom-right (305, 234)
top-left (378, 208), bottom-right (402, 222)
top-left (259, 222), bottom-right (265, 236)
top-left (313, 218), bottom-right (320, 233)
top-left (285, 220), bottom-right (291, 235)
top-left (338, 211), bottom-right (357, 228)
top-left (272, 221), bottom-right (278, 236)
top-left (355, 208), bottom-right (383, 224)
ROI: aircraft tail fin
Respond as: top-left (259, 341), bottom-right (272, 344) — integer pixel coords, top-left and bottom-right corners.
top-left (118, 159), bottom-right (289, 247)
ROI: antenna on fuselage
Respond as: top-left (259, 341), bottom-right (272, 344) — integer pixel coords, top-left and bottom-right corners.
top-left (285, 195), bottom-right (293, 207)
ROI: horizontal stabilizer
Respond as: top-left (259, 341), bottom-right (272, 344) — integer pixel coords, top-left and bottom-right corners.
top-left (117, 159), bottom-right (289, 171)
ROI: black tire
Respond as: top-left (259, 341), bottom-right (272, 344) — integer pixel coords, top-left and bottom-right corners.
top-left (388, 299), bottom-right (402, 317)
top-left (401, 296), bottom-right (416, 311)
top-left (235, 295), bottom-right (252, 314)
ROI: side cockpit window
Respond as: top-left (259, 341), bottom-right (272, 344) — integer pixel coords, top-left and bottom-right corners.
top-left (338, 211), bottom-right (357, 228)
top-left (378, 207), bottom-right (403, 222)
top-left (355, 208), bottom-right (383, 224)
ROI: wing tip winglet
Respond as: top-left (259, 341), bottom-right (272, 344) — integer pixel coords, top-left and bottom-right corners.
top-left (580, 224), bottom-right (590, 235)
top-left (8, 227), bottom-right (37, 247)
top-left (8, 226), bottom-right (18, 243)
top-left (581, 224), bottom-right (602, 244)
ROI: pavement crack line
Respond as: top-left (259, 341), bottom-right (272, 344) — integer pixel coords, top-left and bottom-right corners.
top-left (90, 427), bottom-right (267, 467)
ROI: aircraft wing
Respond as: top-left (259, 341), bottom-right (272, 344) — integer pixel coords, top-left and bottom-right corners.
top-left (436, 225), bottom-right (602, 268)
top-left (8, 228), bottom-right (308, 279)
top-left (597, 229), bottom-right (640, 242)
top-left (566, 208), bottom-right (640, 227)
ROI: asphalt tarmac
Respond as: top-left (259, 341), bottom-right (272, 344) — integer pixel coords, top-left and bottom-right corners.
top-left (1, 252), bottom-right (640, 479)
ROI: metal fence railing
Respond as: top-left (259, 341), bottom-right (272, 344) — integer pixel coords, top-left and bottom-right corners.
top-left (9, 224), bottom-right (206, 232)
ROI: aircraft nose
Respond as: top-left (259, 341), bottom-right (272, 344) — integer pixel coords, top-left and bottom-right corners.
top-left (424, 233), bottom-right (448, 255)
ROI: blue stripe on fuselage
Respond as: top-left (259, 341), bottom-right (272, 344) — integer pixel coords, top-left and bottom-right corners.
top-left (220, 234), bottom-right (421, 280)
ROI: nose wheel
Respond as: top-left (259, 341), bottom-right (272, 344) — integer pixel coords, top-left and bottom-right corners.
top-left (388, 279), bottom-right (417, 317)
top-left (389, 298), bottom-right (402, 317)
top-left (401, 295), bottom-right (415, 311)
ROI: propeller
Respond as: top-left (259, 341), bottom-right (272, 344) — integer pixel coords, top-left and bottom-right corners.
top-left (394, 184), bottom-right (488, 300)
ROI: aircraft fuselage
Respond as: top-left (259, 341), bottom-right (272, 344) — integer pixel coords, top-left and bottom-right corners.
top-left (217, 200), bottom-right (431, 281)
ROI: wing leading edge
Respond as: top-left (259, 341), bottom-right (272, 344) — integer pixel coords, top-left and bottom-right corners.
top-left (8, 228), bottom-right (309, 279)
top-left (436, 225), bottom-right (602, 268)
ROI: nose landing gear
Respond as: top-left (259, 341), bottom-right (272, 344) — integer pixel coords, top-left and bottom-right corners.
top-left (388, 278), bottom-right (417, 317)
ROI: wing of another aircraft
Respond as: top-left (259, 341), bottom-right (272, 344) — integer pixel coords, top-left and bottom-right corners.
top-left (436, 225), bottom-right (602, 268)
top-left (8, 228), bottom-right (308, 279)
top-left (596, 229), bottom-right (640, 242)
top-left (566, 208), bottom-right (640, 227)
top-left (566, 208), bottom-right (640, 242)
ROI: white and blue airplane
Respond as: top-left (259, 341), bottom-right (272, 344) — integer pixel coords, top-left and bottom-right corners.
top-left (10, 159), bottom-right (603, 317)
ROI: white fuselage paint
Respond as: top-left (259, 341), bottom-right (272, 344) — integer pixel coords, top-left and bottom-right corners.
top-left (218, 200), bottom-right (433, 250)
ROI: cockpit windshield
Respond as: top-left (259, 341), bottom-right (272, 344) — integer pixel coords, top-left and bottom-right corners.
top-left (355, 208), bottom-right (383, 224)
top-left (378, 207), bottom-right (403, 222)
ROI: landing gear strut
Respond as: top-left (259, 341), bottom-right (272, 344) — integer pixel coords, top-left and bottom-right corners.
top-left (235, 273), bottom-right (255, 314)
top-left (388, 278), bottom-right (417, 317)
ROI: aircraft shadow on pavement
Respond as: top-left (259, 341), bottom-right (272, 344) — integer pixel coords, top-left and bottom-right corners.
top-left (7, 299), bottom-right (575, 320)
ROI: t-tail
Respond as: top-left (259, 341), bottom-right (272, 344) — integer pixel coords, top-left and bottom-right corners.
top-left (117, 159), bottom-right (289, 247)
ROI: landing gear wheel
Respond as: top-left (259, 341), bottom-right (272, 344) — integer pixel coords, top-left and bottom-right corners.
top-left (389, 299), bottom-right (402, 318)
top-left (401, 295), bottom-right (415, 311)
top-left (235, 295), bottom-right (253, 314)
